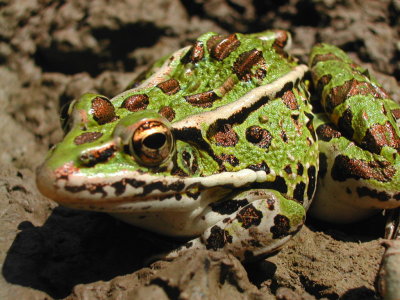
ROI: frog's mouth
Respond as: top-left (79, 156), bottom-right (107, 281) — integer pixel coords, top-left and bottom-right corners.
top-left (36, 162), bottom-right (266, 212)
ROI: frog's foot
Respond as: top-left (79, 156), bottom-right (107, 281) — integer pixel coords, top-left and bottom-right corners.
top-left (165, 189), bottom-right (305, 262)
top-left (384, 208), bottom-right (400, 240)
top-left (308, 44), bottom-right (400, 223)
top-left (376, 208), bottom-right (400, 300)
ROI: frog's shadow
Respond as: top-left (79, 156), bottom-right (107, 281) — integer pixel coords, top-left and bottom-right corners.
top-left (2, 207), bottom-right (179, 299)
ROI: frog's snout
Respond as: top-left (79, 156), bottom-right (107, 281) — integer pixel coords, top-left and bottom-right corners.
top-left (36, 163), bottom-right (59, 202)
top-left (36, 161), bottom-right (80, 204)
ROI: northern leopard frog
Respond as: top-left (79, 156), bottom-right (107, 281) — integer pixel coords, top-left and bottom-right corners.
top-left (36, 30), bottom-right (400, 261)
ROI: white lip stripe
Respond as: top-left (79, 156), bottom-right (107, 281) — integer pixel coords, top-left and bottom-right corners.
top-left (64, 168), bottom-right (260, 189)
top-left (51, 168), bottom-right (267, 203)
top-left (172, 64), bottom-right (308, 129)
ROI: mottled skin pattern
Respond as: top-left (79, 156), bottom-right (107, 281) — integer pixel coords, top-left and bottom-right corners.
top-left (309, 44), bottom-right (400, 222)
top-left (36, 30), bottom-right (400, 261)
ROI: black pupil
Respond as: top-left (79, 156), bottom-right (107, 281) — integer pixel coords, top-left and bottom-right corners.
top-left (143, 133), bottom-right (166, 149)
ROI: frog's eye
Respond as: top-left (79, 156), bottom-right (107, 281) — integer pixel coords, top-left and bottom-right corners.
top-left (129, 119), bottom-right (174, 166)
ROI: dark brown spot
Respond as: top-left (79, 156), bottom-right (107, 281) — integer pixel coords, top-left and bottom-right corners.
top-left (79, 144), bottom-right (116, 167)
top-left (318, 153), bottom-right (328, 179)
top-left (360, 121), bottom-right (400, 154)
top-left (280, 130), bottom-right (288, 143)
top-left (157, 79), bottom-right (180, 95)
top-left (253, 176), bottom-right (288, 194)
top-left (316, 123), bottom-right (342, 142)
top-left (212, 124), bottom-right (239, 147)
top-left (207, 34), bottom-right (241, 61)
top-left (233, 49), bottom-right (266, 81)
top-left (182, 150), bottom-right (191, 166)
top-left (158, 106), bottom-right (175, 122)
top-left (173, 126), bottom-right (220, 168)
top-left (218, 153), bottom-right (239, 166)
top-left (237, 204), bottom-right (263, 229)
top-left (314, 74), bottom-right (332, 99)
top-left (281, 90), bottom-right (299, 110)
top-left (190, 156), bottom-right (199, 174)
top-left (276, 81), bottom-right (294, 99)
top-left (266, 198), bottom-right (275, 210)
top-left (325, 79), bottom-right (383, 113)
top-left (170, 165), bottom-right (188, 177)
top-left (291, 114), bottom-right (300, 128)
top-left (337, 108), bottom-right (354, 139)
top-left (331, 155), bottom-right (396, 182)
top-left (111, 178), bottom-right (146, 196)
top-left (184, 90), bottom-right (219, 108)
top-left (91, 97), bottom-right (117, 125)
top-left (140, 180), bottom-right (185, 196)
top-left (65, 183), bottom-right (107, 198)
top-left (310, 52), bottom-right (342, 67)
top-left (325, 80), bottom-right (352, 112)
top-left (121, 94), bottom-right (149, 112)
top-left (270, 214), bottom-right (291, 239)
top-left (284, 165), bottom-right (292, 174)
top-left (74, 132), bottom-right (103, 145)
top-left (307, 165), bottom-right (317, 200)
top-left (297, 163), bottom-right (304, 176)
top-left (391, 108), bottom-right (400, 120)
top-left (246, 126), bottom-right (272, 149)
top-left (351, 78), bottom-right (375, 96)
top-left (357, 186), bottom-right (390, 201)
top-left (210, 199), bottom-right (249, 215)
top-left (293, 182), bottom-right (306, 204)
top-left (247, 161), bottom-right (270, 174)
top-left (272, 30), bottom-right (289, 49)
top-left (206, 226), bottom-right (233, 250)
top-left (181, 41), bottom-right (204, 63)
top-left (305, 112), bottom-right (316, 141)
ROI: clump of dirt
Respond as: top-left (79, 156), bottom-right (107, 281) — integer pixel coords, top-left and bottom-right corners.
top-left (0, 0), bottom-right (398, 299)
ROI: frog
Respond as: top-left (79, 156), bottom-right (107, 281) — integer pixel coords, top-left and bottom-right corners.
top-left (36, 30), bottom-right (400, 262)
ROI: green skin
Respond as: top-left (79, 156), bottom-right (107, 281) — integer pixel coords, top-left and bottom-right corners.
top-left (36, 30), bottom-right (400, 261)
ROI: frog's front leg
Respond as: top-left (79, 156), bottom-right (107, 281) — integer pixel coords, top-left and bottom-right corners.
top-left (166, 189), bottom-right (305, 262)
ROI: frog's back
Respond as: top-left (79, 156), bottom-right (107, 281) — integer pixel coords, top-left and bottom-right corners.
top-left (118, 31), bottom-right (318, 205)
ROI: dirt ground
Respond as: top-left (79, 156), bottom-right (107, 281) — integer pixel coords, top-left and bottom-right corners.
top-left (1, 0), bottom-right (399, 299)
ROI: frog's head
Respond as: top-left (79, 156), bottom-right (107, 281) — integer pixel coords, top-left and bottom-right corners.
top-left (37, 30), bottom-right (304, 212)
top-left (36, 91), bottom-right (258, 212)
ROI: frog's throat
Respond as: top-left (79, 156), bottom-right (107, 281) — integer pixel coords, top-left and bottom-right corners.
top-left (36, 165), bottom-right (268, 207)
top-left (172, 64), bottom-right (308, 129)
